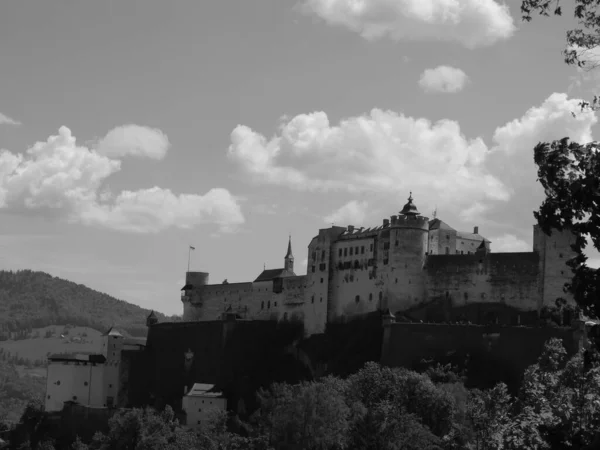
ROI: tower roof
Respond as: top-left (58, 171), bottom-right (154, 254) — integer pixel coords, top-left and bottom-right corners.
top-left (400, 192), bottom-right (420, 216)
top-left (285, 235), bottom-right (293, 259)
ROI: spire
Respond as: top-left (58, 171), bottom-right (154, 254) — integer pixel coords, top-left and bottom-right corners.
top-left (284, 235), bottom-right (294, 272)
top-left (285, 234), bottom-right (293, 259)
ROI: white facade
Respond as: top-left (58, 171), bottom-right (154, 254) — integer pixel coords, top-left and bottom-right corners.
top-left (45, 358), bottom-right (105, 412)
top-left (182, 383), bottom-right (227, 428)
top-left (44, 328), bottom-right (144, 412)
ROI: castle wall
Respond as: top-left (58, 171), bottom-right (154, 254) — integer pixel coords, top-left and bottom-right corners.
top-left (306, 228), bottom-right (344, 331)
top-left (381, 322), bottom-right (579, 391)
top-left (424, 253), bottom-right (540, 316)
top-left (329, 236), bottom-right (379, 320)
top-left (428, 228), bottom-right (457, 255)
top-left (534, 225), bottom-right (577, 310)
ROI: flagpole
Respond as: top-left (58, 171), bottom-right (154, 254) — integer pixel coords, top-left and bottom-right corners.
top-left (188, 246), bottom-right (191, 274)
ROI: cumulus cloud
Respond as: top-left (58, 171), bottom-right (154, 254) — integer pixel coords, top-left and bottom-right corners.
top-left (324, 200), bottom-right (368, 225)
top-left (489, 234), bottom-right (531, 252)
top-left (298, 0), bottom-right (515, 49)
top-left (419, 66), bottom-right (469, 93)
top-left (228, 109), bottom-right (509, 215)
top-left (0, 112), bottom-right (21, 126)
top-left (95, 124), bottom-right (170, 160)
top-left (0, 126), bottom-right (244, 233)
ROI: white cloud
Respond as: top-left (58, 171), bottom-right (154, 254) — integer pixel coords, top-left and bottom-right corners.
top-left (95, 124), bottom-right (170, 160)
top-left (298, 0), bottom-right (515, 49)
top-left (489, 234), bottom-right (531, 252)
top-left (0, 112), bottom-right (21, 126)
top-left (0, 126), bottom-right (244, 233)
top-left (228, 109), bottom-right (509, 215)
top-left (324, 200), bottom-right (368, 225)
top-left (419, 66), bottom-right (469, 93)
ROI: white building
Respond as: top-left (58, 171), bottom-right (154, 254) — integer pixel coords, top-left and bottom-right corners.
top-left (44, 327), bottom-right (146, 412)
top-left (182, 383), bottom-right (227, 428)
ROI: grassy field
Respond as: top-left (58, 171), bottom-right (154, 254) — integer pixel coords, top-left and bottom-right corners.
top-left (0, 325), bottom-right (104, 361)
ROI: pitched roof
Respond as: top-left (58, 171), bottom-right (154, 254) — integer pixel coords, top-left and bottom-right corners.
top-left (429, 219), bottom-right (456, 231)
top-left (456, 230), bottom-right (491, 243)
top-left (285, 236), bottom-right (293, 259)
top-left (103, 327), bottom-right (124, 338)
top-left (185, 383), bottom-right (223, 398)
top-left (254, 268), bottom-right (295, 283)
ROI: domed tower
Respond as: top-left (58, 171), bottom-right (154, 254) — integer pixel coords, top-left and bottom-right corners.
top-left (384, 192), bottom-right (430, 312)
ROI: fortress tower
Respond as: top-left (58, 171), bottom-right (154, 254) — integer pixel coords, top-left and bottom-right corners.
top-left (181, 272), bottom-right (210, 321)
top-left (384, 193), bottom-right (430, 312)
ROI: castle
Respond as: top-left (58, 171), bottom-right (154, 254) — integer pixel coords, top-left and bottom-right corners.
top-left (181, 194), bottom-right (576, 336)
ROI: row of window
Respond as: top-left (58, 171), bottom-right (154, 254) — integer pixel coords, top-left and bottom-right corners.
top-left (353, 292), bottom-right (384, 303)
top-left (337, 243), bottom-right (374, 258)
top-left (260, 301), bottom-right (278, 309)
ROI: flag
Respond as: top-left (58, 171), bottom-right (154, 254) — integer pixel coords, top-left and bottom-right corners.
top-left (190, 246), bottom-right (195, 250)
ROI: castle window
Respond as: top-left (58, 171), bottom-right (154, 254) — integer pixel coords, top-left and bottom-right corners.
top-left (274, 302), bottom-right (277, 307)
top-left (456, 250), bottom-right (459, 254)
top-left (369, 293), bottom-right (373, 301)
top-left (84, 381), bottom-right (88, 386)
top-left (446, 235), bottom-right (450, 240)
top-left (320, 263), bottom-right (327, 271)
top-left (355, 247), bottom-right (358, 254)
top-left (379, 292), bottom-right (383, 302)
top-left (361, 246), bottom-right (365, 254)
top-left (320, 297), bottom-right (323, 302)
top-left (461, 251), bottom-right (464, 254)
top-left (320, 278), bottom-right (324, 283)
top-left (395, 278), bottom-right (398, 283)
top-left (339, 249), bottom-right (342, 257)
top-left (461, 241), bottom-right (464, 245)
top-left (312, 251), bottom-right (316, 261)
top-left (312, 266), bottom-right (316, 273)
top-left (321, 250), bottom-right (326, 260)
top-left (383, 259), bottom-right (389, 265)
top-left (261, 301), bottom-right (264, 309)
top-left (395, 240), bottom-right (399, 247)
top-left (350, 247), bottom-right (353, 256)
top-left (354, 260), bottom-right (359, 269)
top-left (431, 236), bottom-right (434, 241)
top-left (559, 253), bottom-right (563, 258)
top-left (445, 248), bottom-right (450, 254)
top-left (383, 242), bottom-right (390, 250)
top-left (344, 248), bottom-right (348, 257)
top-left (464, 292), bottom-right (468, 300)
top-left (268, 301), bottom-right (271, 308)
top-left (311, 295), bottom-right (314, 304)
top-left (355, 295), bottom-right (360, 303)
top-left (73, 396), bottom-right (77, 400)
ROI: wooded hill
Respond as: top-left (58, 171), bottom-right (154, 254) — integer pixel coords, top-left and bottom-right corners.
top-left (0, 270), bottom-right (177, 337)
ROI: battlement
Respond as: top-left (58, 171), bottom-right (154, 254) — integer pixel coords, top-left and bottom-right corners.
top-left (389, 214), bottom-right (429, 231)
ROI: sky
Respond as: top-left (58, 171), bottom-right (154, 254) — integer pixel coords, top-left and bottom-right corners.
top-left (1, 0), bottom-right (599, 316)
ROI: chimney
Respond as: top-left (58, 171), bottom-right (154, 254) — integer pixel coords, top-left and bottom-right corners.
top-left (391, 215), bottom-right (398, 224)
top-left (383, 219), bottom-right (390, 227)
top-left (474, 226), bottom-right (479, 234)
top-left (347, 225), bottom-right (354, 233)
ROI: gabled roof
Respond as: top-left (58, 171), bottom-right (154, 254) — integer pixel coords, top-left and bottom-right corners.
top-left (254, 268), bottom-right (295, 283)
top-left (457, 230), bottom-right (491, 243)
top-left (429, 219), bottom-right (456, 231)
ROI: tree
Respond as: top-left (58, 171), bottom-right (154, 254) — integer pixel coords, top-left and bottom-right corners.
top-left (521, 0), bottom-right (600, 111)
top-left (532, 139), bottom-right (600, 329)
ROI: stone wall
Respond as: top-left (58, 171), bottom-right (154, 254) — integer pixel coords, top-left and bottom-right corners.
top-left (425, 252), bottom-right (540, 314)
top-left (381, 322), bottom-right (579, 392)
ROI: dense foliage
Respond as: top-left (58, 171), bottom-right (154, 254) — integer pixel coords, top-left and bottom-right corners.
top-left (0, 270), bottom-right (176, 337)
top-left (7, 338), bottom-right (600, 449)
top-left (0, 361), bottom-right (45, 425)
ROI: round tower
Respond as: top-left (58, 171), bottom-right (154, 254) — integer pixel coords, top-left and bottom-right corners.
top-left (181, 271), bottom-right (210, 321)
top-left (385, 192), bottom-right (430, 312)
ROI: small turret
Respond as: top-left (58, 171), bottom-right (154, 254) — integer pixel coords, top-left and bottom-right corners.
top-left (146, 310), bottom-right (158, 327)
top-left (284, 235), bottom-right (294, 272)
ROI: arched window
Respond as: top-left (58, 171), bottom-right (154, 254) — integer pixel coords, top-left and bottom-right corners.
top-left (355, 295), bottom-right (360, 303)
top-left (261, 301), bottom-right (264, 309)
top-left (369, 293), bottom-right (373, 301)
top-left (267, 301), bottom-right (271, 309)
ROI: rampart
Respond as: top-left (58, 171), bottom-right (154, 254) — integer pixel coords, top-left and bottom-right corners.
top-left (381, 322), bottom-right (579, 392)
top-left (145, 318), bottom-right (308, 415)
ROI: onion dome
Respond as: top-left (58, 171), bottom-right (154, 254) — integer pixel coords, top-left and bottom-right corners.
top-left (400, 192), bottom-right (420, 217)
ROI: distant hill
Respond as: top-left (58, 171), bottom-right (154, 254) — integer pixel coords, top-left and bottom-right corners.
top-left (0, 270), bottom-right (179, 337)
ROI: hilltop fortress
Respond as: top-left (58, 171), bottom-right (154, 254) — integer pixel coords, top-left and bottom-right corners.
top-left (181, 194), bottom-right (576, 336)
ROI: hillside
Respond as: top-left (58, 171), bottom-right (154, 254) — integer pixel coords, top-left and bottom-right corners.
top-left (0, 270), bottom-right (178, 337)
